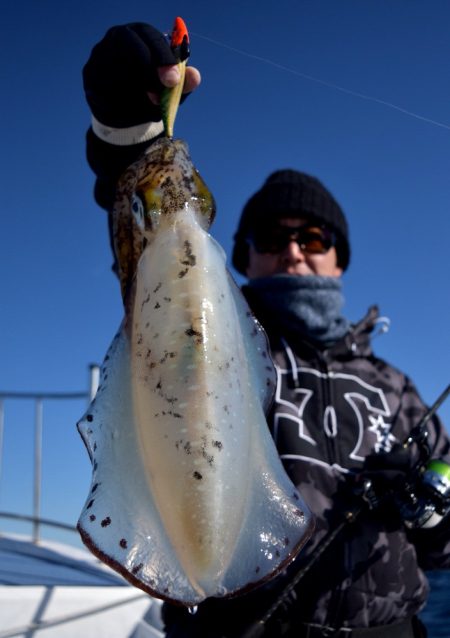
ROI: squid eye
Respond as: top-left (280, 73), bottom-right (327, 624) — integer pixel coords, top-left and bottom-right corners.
top-left (131, 194), bottom-right (145, 229)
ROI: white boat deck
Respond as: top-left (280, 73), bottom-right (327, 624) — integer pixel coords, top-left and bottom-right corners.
top-left (0, 534), bottom-right (164, 638)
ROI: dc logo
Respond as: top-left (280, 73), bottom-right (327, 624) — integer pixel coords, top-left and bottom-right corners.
top-left (272, 366), bottom-right (396, 472)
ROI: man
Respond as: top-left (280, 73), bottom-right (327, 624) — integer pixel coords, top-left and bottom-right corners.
top-left (83, 23), bottom-right (450, 638)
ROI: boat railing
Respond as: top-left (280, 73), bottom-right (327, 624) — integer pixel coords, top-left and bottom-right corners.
top-left (0, 365), bottom-right (99, 544)
top-left (0, 511), bottom-right (76, 533)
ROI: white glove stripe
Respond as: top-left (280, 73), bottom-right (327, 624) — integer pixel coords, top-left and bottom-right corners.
top-left (91, 116), bottom-right (164, 146)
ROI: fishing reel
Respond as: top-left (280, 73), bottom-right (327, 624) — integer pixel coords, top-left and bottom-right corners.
top-left (356, 384), bottom-right (450, 530)
top-left (395, 412), bottom-right (450, 529)
top-left (393, 458), bottom-right (450, 529)
top-left (356, 451), bottom-right (450, 530)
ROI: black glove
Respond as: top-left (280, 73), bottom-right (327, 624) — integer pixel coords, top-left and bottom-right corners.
top-left (83, 22), bottom-right (177, 128)
top-left (353, 444), bottom-right (414, 510)
top-left (363, 443), bottom-right (413, 482)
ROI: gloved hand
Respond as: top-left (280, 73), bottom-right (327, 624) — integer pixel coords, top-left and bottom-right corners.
top-left (353, 444), bottom-right (414, 510)
top-left (83, 22), bottom-right (200, 128)
top-left (364, 443), bottom-right (413, 482)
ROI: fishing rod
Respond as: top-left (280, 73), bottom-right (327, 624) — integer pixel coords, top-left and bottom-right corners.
top-left (241, 383), bottom-right (450, 638)
top-left (404, 383), bottom-right (450, 451)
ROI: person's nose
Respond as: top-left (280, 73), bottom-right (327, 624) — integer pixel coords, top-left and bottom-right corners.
top-left (280, 239), bottom-right (305, 264)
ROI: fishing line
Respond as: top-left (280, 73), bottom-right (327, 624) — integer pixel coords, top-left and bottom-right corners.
top-left (191, 31), bottom-right (450, 132)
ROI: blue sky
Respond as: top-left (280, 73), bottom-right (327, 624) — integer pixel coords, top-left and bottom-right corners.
top-left (1, 1), bottom-right (449, 541)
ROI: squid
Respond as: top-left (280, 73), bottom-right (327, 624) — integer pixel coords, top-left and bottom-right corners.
top-left (77, 18), bottom-right (313, 606)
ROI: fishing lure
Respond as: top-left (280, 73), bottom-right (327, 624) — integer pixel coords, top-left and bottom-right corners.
top-left (77, 18), bottom-right (313, 606)
top-left (161, 16), bottom-right (190, 138)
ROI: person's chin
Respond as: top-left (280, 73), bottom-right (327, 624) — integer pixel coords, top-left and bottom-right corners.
top-left (277, 267), bottom-right (312, 276)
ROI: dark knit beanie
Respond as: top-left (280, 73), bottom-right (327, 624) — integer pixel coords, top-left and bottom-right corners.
top-left (232, 170), bottom-right (350, 274)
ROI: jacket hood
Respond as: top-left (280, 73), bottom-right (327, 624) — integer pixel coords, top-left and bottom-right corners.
top-left (335, 304), bottom-right (382, 359)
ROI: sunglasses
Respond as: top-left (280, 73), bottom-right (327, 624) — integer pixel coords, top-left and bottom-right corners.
top-left (247, 223), bottom-right (336, 255)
